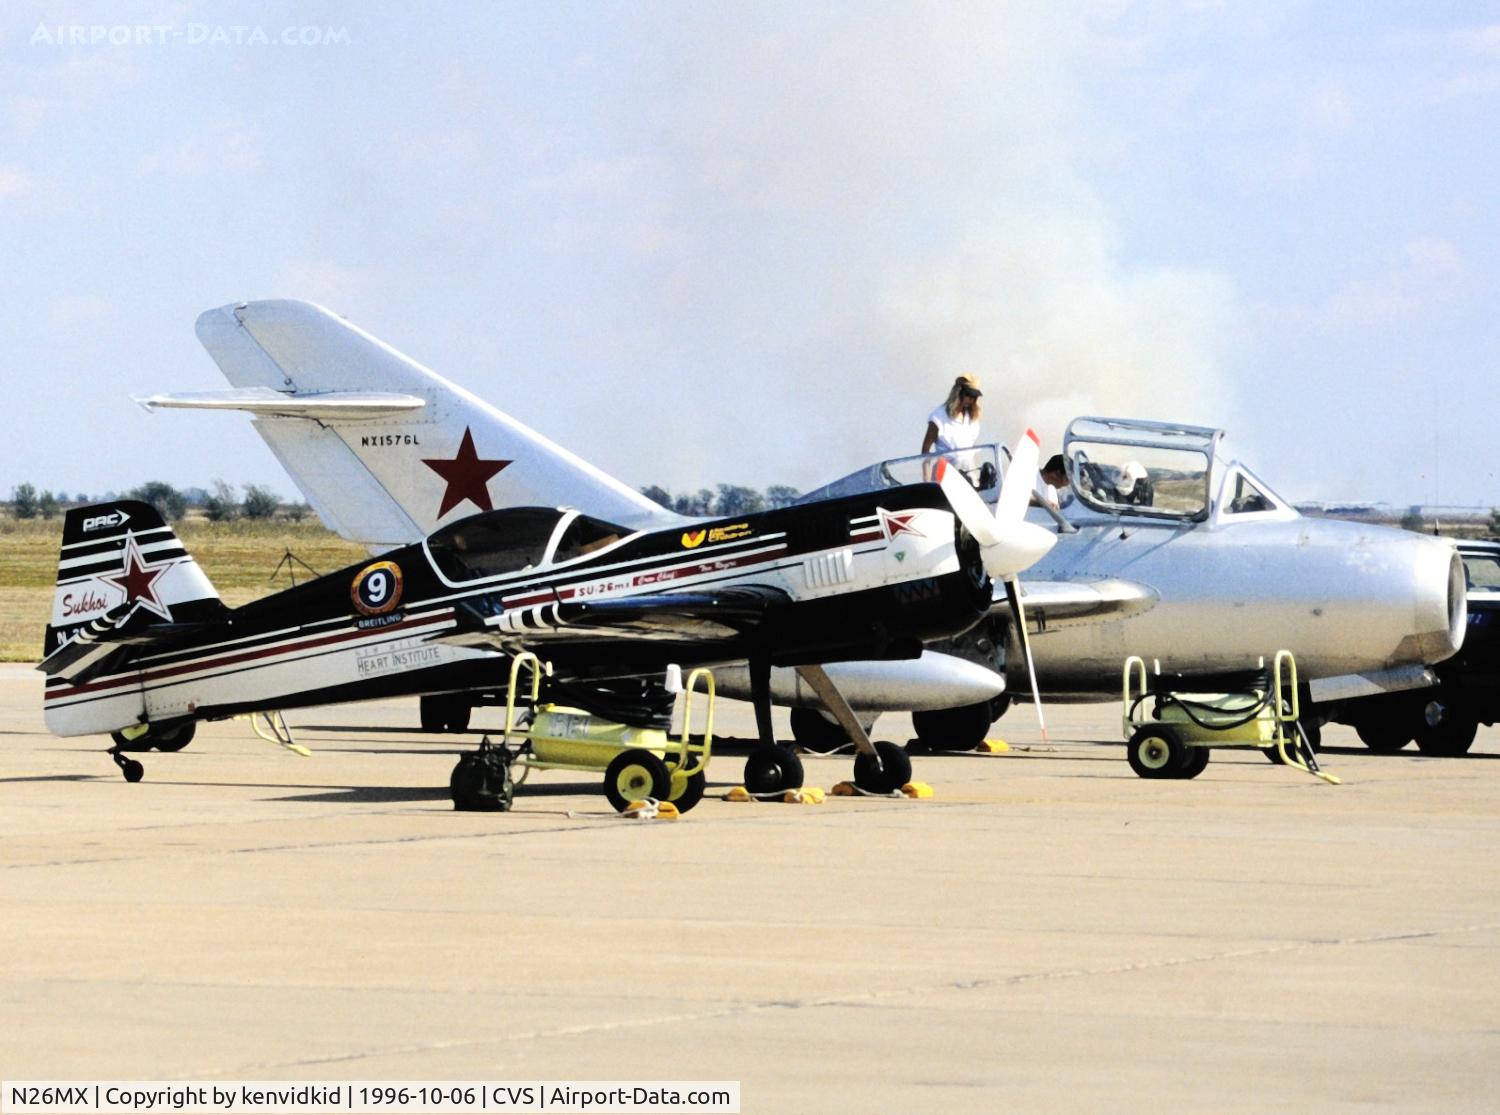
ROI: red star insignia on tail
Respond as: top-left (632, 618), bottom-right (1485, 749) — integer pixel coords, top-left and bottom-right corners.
top-left (100, 535), bottom-right (173, 622)
top-left (422, 427), bottom-right (512, 518)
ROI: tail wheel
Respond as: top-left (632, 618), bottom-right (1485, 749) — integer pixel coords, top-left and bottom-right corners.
top-left (1127, 728), bottom-right (1184, 779)
top-left (603, 748), bottom-right (671, 812)
top-left (668, 768), bottom-right (709, 813)
top-left (743, 745), bottom-right (805, 795)
top-left (853, 740), bottom-right (913, 794)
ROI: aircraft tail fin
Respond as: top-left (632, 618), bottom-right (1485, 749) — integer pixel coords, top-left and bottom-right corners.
top-left (162, 300), bottom-right (676, 549)
top-left (44, 501), bottom-right (225, 662)
top-left (42, 501), bottom-right (226, 736)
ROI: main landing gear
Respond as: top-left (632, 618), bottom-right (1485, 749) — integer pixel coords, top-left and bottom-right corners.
top-left (745, 660), bottom-right (913, 795)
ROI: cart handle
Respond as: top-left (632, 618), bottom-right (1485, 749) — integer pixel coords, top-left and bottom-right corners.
top-left (503, 651), bottom-right (550, 747)
top-left (671, 667), bottom-right (716, 779)
top-left (1122, 655), bottom-right (1149, 737)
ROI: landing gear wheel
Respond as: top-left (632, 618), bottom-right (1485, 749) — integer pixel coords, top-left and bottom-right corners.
top-left (1178, 747), bottom-right (1210, 779)
top-left (912, 702), bottom-right (992, 751)
top-left (1415, 713), bottom-right (1478, 757)
top-left (667, 768), bottom-right (708, 813)
top-left (420, 697), bottom-right (444, 732)
top-left (789, 708), bottom-right (850, 752)
top-left (603, 748), bottom-right (671, 812)
top-left (1127, 728), bottom-right (1184, 779)
top-left (743, 745), bottom-right (805, 795)
top-left (149, 723), bottom-right (196, 752)
top-left (120, 758), bottom-right (144, 783)
top-left (1355, 719), bottom-right (1411, 753)
top-left (852, 740), bottom-right (913, 794)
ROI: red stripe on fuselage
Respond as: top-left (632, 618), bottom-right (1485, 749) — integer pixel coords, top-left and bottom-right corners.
top-left (43, 611), bottom-right (454, 703)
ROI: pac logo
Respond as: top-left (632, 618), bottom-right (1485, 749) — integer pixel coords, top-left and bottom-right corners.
top-left (681, 530), bottom-right (707, 549)
top-left (351, 561), bottom-right (404, 616)
top-left (82, 509), bottom-right (131, 533)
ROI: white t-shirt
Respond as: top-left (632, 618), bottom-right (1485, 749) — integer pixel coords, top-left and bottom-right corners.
top-left (927, 405), bottom-right (980, 453)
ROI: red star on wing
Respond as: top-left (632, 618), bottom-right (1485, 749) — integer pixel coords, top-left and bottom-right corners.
top-left (879, 508), bottom-right (928, 540)
top-left (421, 427), bottom-right (512, 518)
top-left (99, 535), bottom-right (173, 622)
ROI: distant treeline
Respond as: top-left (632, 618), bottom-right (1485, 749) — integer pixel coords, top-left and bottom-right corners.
top-left (638, 483), bottom-right (802, 517)
top-left (8, 481), bottom-right (307, 523)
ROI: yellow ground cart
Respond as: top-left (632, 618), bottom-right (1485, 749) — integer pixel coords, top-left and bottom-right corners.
top-left (1121, 650), bottom-right (1337, 783)
top-left (451, 653), bottom-right (717, 812)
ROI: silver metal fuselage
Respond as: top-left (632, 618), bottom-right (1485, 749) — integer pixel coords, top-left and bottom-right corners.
top-left (1021, 505), bottom-right (1465, 699)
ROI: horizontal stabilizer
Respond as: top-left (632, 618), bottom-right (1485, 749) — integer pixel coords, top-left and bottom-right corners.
top-left (991, 577), bottom-right (1158, 631)
top-left (136, 388), bottom-right (426, 420)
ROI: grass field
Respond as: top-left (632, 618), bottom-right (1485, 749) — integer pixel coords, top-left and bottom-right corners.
top-left (0, 515), bottom-right (368, 661)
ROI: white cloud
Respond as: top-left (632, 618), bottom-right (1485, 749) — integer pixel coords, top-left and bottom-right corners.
top-left (136, 125), bottom-right (260, 177)
top-left (271, 259), bottom-right (385, 307)
top-left (0, 164), bottom-right (37, 200)
top-left (1323, 237), bottom-right (1467, 328)
top-left (47, 295), bottom-right (116, 331)
top-left (879, 205), bottom-right (1241, 447)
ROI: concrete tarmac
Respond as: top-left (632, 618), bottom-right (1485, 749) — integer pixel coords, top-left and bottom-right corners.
top-left (4, 664), bottom-right (1500, 1112)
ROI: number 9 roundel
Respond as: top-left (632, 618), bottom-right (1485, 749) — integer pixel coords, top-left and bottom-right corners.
top-left (351, 561), bottom-right (404, 616)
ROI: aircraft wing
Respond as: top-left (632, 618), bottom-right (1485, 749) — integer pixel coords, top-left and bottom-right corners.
top-left (434, 587), bottom-right (791, 648)
top-left (991, 577), bottom-right (1158, 631)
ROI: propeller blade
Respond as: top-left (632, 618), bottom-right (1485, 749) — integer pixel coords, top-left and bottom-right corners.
top-left (934, 432), bottom-right (1058, 580)
top-left (1004, 576), bottom-right (1048, 740)
top-left (996, 427), bottom-right (1041, 527)
top-left (934, 457), bottom-right (1001, 547)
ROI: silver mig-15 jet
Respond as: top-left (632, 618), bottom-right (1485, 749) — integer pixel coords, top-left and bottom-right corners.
top-left (143, 301), bottom-right (1465, 752)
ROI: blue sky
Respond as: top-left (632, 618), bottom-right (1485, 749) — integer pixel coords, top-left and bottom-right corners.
top-left (3, 1), bottom-right (1498, 506)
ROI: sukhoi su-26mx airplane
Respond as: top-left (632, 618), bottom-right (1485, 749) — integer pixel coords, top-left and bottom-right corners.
top-left (144, 300), bottom-right (1468, 754)
top-left (42, 393), bottom-right (1057, 793)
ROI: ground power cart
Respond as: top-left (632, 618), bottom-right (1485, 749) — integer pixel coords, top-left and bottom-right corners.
top-left (1121, 650), bottom-right (1337, 783)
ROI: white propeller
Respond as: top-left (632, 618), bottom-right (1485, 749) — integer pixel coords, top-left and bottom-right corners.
top-left (934, 429), bottom-right (1057, 739)
top-left (933, 429), bottom-right (1057, 579)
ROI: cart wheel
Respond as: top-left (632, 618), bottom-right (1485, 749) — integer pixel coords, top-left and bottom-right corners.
top-left (668, 768), bottom-right (708, 813)
top-left (604, 748), bottom-right (671, 812)
top-left (743, 745), bottom-right (804, 795)
top-left (1178, 747), bottom-right (1210, 779)
top-left (853, 740), bottom-right (913, 794)
top-left (1127, 728), bottom-right (1183, 779)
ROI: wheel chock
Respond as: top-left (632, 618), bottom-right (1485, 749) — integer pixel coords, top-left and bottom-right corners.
top-left (723, 785), bottom-right (827, 803)
top-left (783, 786), bottom-right (825, 804)
top-left (901, 781), bottom-right (934, 798)
top-left (977, 739), bottom-right (1009, 753)
top-left (622, 798), bottom-right (680, 820)
top-left (832, 781), bottom-right (856, 796)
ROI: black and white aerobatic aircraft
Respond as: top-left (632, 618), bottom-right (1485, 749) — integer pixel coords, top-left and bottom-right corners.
top-left (40, 432), bottom-right (1054, 794)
